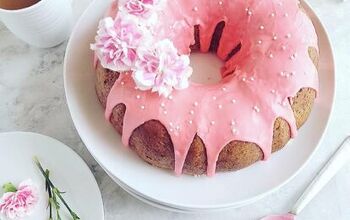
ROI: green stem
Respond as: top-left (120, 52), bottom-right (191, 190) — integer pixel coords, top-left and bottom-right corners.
top-left (34, 157), bottom-right (80, 220)
top-left (45, 170), bottom-right (53, 220)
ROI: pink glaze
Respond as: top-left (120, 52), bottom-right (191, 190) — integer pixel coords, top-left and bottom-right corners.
top-left (260, 214), bottom-right (295, 220)
top-left (101, 0), bottom-right (318, 175)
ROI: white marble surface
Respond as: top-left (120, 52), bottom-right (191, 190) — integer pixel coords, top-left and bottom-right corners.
top-left (0, 0), bottom-right (350, 219)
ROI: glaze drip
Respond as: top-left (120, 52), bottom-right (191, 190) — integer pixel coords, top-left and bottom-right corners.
top-left (102, 0), bottom-right (319, 176)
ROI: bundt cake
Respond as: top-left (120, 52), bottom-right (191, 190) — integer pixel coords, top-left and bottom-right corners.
top-left (91, 0), bottom-right (319, 176)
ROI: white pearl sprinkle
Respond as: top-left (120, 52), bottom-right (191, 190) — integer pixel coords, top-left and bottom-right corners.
top-left (163, 111), bottom-right (168, 115)
top-left (247, 10), bottom-right (253, 16)
top-left (190, 110), bottom-right (195, 115)
top-left (290, 53), bottom-right (297, 60)
top-left (161, 102), bottom-right (165, 107)
top-left (170, 128), bottom-right (174, 132)
top-left (168, 95), bottom-right (173, 100)
top-left (269, 53), bottom-right (274, 58)
top-left (286, 33), bottom-right (292, 39)
top-left (253, 106), bottom-right (260, 113)
top-left (213, 96), bottom-right (217, 100)
top-left (284, 13), bottom-right (289, 17)
top-left (222, 87), bottom-right (227, 92)
top-left (211, 121), bottom-right (215, 125)
top-left (257, 40), bottom-right (263, 44)
top-left (176, 125), bottom-right (180, 131)
top-left (136, 95), bottom-right (141, 99)
top-left (231, 120), bottom-right (236, 125)
top-left (193, 102), bottom-right (198, 107)
top-left (271, 89), bottom-right (276, 94)
top-left (231, 128), bottom-right (238, 134)
top-left (273, 35), bottom-right (278, 41)
top-left (270, 12), bottom-right (276, 17)
top-left (140, 105), bottom-right (145, 110)
top-left (242, 77), bottom-right (247, 82)
top-left (259, 25), bottom-right (265, 30)
top-left (250, 76), bottom-right (255, 81)
top-left (193, 6), bottom-right (198, 12)
top-left (231, 99), bottom-right (237, 104)
top-left (218, 104), bottom-right (223, 109)
top-left (281, 45), bottom-right (287, 51)
top-left (189, 120), bottom-right (193, 124)
top-left (121, 81), bottom-right (125, 85)
top-left (169, 122), bottom-right (173, 126)
top-left (218, 1), bottom-right (223, 5)
top-left (245, 8), bottom-right (249, 12)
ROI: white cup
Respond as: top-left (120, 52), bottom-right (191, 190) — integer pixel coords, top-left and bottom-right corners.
top-left (0, 0), bottom-right (73, 48)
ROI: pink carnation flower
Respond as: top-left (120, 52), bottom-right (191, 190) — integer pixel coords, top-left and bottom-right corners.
top-left (91, 15), bottom-right (144, 71)
top-left (0, 180), bottom-right (39, 219)
top-left (120, 0), bottom-right (159, 18)
top-left (133, 39), bottom-right (193, 97)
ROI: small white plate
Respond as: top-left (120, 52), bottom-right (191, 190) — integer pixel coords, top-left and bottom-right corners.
top-left (0, 132), bottom-right (104, 220)
top-left (64, 0), bottom-right (335, 211)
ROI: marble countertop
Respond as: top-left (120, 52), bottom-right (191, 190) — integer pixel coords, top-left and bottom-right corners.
top-left (0, 0), bottom-right (350, 219)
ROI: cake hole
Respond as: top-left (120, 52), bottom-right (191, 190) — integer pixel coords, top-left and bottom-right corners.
top-left (225, 43), bottom-right (242, 61)
top-left (189, 53), bottom-right (224, 85)
top-left (209, 21), bottom-right (226, 53)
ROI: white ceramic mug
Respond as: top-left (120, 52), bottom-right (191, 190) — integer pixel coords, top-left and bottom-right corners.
top-left (0, 0), bottom-right (73, 48)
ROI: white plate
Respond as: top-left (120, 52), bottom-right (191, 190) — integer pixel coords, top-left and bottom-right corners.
top-left (0, 132), bottom-right (104, 220)
top-left (64, 0), bottom-right (335, 211)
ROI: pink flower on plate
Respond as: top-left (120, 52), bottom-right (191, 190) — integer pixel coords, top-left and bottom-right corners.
top-left (0, 180), bottom-right (39, 219)
top-left (120, 0), bottom-right (159, 18)
top-left (133, 39), bottom-right (193, 97)
top-left (91, 15), bottom-right (145, 71)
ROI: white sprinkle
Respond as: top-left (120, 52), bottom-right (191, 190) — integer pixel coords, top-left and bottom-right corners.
top-left (259, 25), bottom-right (265, 30)
top-left (218, 1), bottom-right (223, 5)
top-left (193, 101), bottom-right (198, 107)
top-left (168, 95), bottom-right (173, 100)
top-left (271, 89), bottom-right (276, 94)
top-left (231, 120), bottom-right (236, 125)
top-left (231, 99), bottom-right (237, 104)
top-left (222, 87), bottom-right (227, 92)
top-left (247, 10), bottom-right (253, 16)
top-left (270, 12), bottom-right (276, 17)
top-left (253, 106), bottom-right (260, 113)
top-left (170, 128), bottom-right (174, 132)
top-left (245, 8), bottom-right (249, 12)
top-left (282, 101), bottom-right (288, 106)
top-left (286, 33), bottom-right (292, 39)
top-left (136, 95), bottom-right (141, 99)
top-left (280, 71), bottom-right (285, 76)
top-left (190, 110), bottom-right (195, 115)
top-left (284, 13), bottom-right (289, 17)
top-left (161, 102), bottom-right (165, 107)
top-left (242, 77), bottom-right (247, 82)
top-left (176, 125), bottom-right (180, 131)
top-left (140, 105), bottom-right (145, 110)
top-left (290, 53), bottom-right (297, 60)
top-left (163, 110), bottom-right (168, 115)
top-left (121, 81), bottom-right (125, 85)
top-left (250, 76), bottom-right (255, 81)
top-left (291, 71), bottom-right (296, 76)
top-left (257, 40), bottom-right (263, 45)
top-left (269, 53), bottom-right (274, 59)
top-left (213, 96), bottom-right (217, 100)
top-left (231, 128), bottom-right (238, 134)
top-left (273, 35), bottom-right (278, 41)
top-left (193, 6), bottom-right (198, 12)
top-left (211, 121), bottom-right (216, 125)
top-left (218, 104), bottom-right (223, 109)
top-left (169, 122), bottom-right (173, 126)
top-left (281, 45), bottom-right (287, 51)
top-left (189, 120), bottom-right (193, 124)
